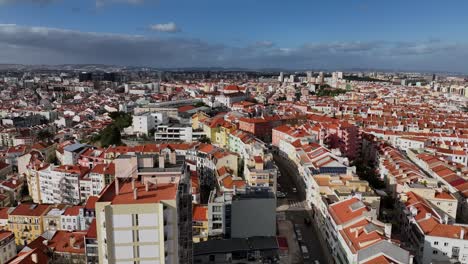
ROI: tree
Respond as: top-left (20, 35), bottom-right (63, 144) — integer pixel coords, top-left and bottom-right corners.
top-left (100, 125), bottom-right (122, 147)
top-left (198, 135), bottom-right (211, 144)
top-left (109, 112), bottom-right (132, 129)
top-left (37, 130), bottom-right (53, 141)
top-left (20, 181), bottom-right (29, 200)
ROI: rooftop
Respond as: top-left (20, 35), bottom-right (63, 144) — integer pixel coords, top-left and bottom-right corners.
top-left (98, 179), bottom-right (178, 205)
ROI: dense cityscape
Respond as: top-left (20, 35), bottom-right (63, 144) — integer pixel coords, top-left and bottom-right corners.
top-left (1, 0), bottom-right (468, 263)
top-left (0, 66), bottom-right (465, 264)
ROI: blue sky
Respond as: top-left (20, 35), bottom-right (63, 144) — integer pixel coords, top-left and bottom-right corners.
top-left (1, 0), bottom-right (468, 72)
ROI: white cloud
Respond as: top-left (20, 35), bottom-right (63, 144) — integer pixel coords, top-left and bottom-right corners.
top-left (149, 22), bottom-right (180, 33)
top-left (96, 0), bottom-right (148, 8)
top-left (0, 0), bottom-right (56, 4)
top-left (0, 24), bottom-right (467, 72)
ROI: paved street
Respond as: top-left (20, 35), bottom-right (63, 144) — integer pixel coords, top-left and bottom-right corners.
top-left (274, 154), bottom-right (330, 264)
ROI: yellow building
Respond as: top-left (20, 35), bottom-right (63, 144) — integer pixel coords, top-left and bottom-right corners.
top-left (215, 123), bottom-right (236, 148)
top-left (8, 203), bottom-right (50, 245)
top-left (191, 111), bottom-right (209, 130)
top-left (192, 205), bottom-right (208, 243)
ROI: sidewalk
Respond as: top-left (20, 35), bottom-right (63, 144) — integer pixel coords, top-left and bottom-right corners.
top-left (278, 220), bottom-right (303, 264)
top-left (274, 154), bottom-right (334, 264)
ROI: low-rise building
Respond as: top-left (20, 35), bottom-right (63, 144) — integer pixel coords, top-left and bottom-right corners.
top-left (0, 230), bottom-right (16, 264)
top-left (8, 203), bottom-right (51, 245)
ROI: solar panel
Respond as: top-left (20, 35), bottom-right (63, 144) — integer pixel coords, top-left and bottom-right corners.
top-left (349, 201), bottom-right (365, 211)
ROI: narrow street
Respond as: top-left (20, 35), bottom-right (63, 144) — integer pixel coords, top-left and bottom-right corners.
top-left (274, 154), bottom-right (330, 264)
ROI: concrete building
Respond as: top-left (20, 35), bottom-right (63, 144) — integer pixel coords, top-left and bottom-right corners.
top-left (0, 230), bottom-right (16, 264)
top-left (95, 154), bottom-right (193, 264)
top-left (154, 124), bottom-right (205, 142)
top-left (8, 203), bottom-right (51, 245)
top-left (399, 191), bottom-right (468, 264)
top-left (230, 189), bottom-right (276, 238)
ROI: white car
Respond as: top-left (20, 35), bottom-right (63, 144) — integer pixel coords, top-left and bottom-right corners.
top-left (276, 192), bottom-right (286, 198)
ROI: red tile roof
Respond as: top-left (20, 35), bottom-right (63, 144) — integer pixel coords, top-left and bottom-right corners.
top-left (193, 205), bottom-right (208, 222)
top-left (329, 198), bottom-right (368, 225)
top-left (10, 204), bottom-right (50, 217)
top-left (98, 180), bottom-right (178, 205)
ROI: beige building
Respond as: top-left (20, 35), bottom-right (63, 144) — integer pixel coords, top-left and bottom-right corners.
top-left (95, 175), bottom-right (192, 263)
top-left (0, 230), bottom-right (16, 264)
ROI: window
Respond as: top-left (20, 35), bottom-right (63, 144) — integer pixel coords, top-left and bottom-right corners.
top-left (434, 241), bottom-right (439, 245)
top-left (444, 242), bottom-right (449, 246)
top-left (433, 250), bottom-right (438, 255)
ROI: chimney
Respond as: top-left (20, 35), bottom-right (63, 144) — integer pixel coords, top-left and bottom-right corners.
top-left (131, 179), bottom-right (135, 190)
top-left (42, 240), bottom-right (48, 246)
top-left (69, 235), bottom-right (76, 248)
top-left (115, 179), bottom-right (120, 195)
top-left (145, 181), bottom-right (149, 192)
top-left (133, 188), bottom-right (138, 200)
top-left (384, 223), bottom-right (392, 239)
top-left (425, 213), bottom-right (432, 219)
top-left (169, 151), bottom-right (176, 165)
top-left (12, 179), bottom-right (17, 185)
top-left (159, 156), bottom-right (165, 169)
top-left (355, 229), bottom-right (359, 238)
top-left (31, 253), bottom-right (38, 263)
top-left (461, 228), bottom-right (465, 239)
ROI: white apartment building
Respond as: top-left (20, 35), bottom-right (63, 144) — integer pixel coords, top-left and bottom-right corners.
top-left (95, 176), bottom-right (192, 264)
top-left (132, 112), bottom-right (168, 136)
top-left (154, 125), bottom-right (205, 142)
top-left (60, 206), bottom-right (83, 231)
top-left (400, 191), bottom-right (468, 264)
top-left (38, 165), bottom-right (89, 205)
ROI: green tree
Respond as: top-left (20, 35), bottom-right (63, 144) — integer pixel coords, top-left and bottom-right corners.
top-left (198, 135), bottom-right (211, 144)
top-left (37, 130), bottom-right (53, 141)
top-left (100, 125), bottom-right (122, 147)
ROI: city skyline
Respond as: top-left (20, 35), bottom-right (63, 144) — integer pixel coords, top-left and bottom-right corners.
top-left (1, 0), bottom-right (468, 72)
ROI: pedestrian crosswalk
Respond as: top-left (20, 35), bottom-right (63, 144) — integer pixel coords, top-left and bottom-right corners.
top-left (288, 199), bottom-right (304, 208)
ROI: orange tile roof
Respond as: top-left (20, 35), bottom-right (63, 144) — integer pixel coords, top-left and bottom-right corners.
top-left (63, 206), bottom-right (83, 216)
top-left (362, 255), bottom-right (395, 264)
top-left (10, 204), bottom-right (50, 217)
top-left (340, 219), bottom-right (384, 253)
top-left (329, 198), bottom-right (368, 225)
top-left (193, 205), bottom-right (208, 222)
top-left (98, 180), bottom-right (178, 205)
top-left (0, 229), bottom-right (13, 241)
top-left (8, 248), bottom-right (49, 264)
top-left (85, 196), bottom-right (98, 210)
top-left (49, 231), bottom-right (86, 254)
top-left (86, 219), bottom-right (97, 239)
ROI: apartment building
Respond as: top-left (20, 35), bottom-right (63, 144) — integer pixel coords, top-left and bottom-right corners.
top-left (95, 176), bottom-right (192, 263)
top-left (88, 163), bottom-right (115, 196)
top-left (326, 198), bottom-right (412, 264)
top-left (8, 203), bottom-right (50, 245)
top-left (0, 230), bottom-right (16, 264)
top-left (399, 191), bottom-right (468, 264)
top-left (192, 205), bottom-right (208, 243)
top-left (154, 124), bottom-right (204, 142)
top-left (38, 165), bottom-right (90, 205)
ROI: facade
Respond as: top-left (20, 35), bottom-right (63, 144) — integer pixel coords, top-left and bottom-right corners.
top-left (8, 203), bottom-right (50, 245)
top-left (230, 190), bottom-right (276, 238)
top-left (95, 175), bottom-right (192, 263)
top-left (38, 165), bottom-right (90, 205)
top-left (192, 205), bottom-right (209, 243)
top-left (399, 191), bottom-right (468, 264)
top-left (154, 125), bottom-right (205, 142)
top-left (0, 230), bottom-right (16, 264)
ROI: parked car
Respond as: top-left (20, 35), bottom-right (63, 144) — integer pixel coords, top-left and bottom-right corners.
top-left (276, 192), bottom-right (286, 198)
top-left (301, 245), bottom-right (310, 259)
